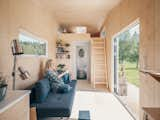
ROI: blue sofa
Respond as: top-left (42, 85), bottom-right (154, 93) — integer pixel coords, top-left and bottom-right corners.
top-left (30, 79), bottom-right (77, 119)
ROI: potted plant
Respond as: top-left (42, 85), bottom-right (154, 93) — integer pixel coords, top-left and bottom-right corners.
top-left (57, 64), bottom-right (66, 74)
top-left (56, 39), bottom-right (62, 47)
top-left (64, 43), bottom-right (70, 47)
top-left (0, 73), bottom-right (8, 101)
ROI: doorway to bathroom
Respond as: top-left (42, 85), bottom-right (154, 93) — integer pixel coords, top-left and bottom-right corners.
top-left (73, 41), bottom-right (90, 81)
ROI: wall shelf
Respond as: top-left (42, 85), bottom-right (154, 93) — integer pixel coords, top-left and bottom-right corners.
top-left (140, 69), bottom-right (160, 82)
top-left (56, 51), bottom-right (69, 54)
top-left (143, 107), bottom-right (160, 120)
top-left (56, 42), bottom-right (70, 59)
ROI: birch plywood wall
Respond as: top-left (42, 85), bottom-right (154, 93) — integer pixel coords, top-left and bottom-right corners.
top-left (0, 0), bottom-right (58, 89)
top-left (103, 0), bottom-right (160, 119)
top-left (155, 0), bottom-right (160, 71)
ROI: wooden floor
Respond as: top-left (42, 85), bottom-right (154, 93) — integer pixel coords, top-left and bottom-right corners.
top-left (70, 80), bottom-right (134, 120)
top-left (116, 82), bottom-right (139, 119)
top-left (76, 80), bottom-right (108, 92)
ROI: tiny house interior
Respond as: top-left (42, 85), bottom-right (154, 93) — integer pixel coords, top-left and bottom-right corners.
top-left (0, 0), bottom-right (160, 120)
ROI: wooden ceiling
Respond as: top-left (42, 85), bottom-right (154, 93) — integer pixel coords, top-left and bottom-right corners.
top-left (34, 0), bottom-right (122, 33)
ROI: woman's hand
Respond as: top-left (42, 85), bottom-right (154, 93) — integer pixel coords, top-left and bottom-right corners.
top-left (65, 70), bottom-right (69, 74)
top-left (58, 70), bottom-right (69, 79)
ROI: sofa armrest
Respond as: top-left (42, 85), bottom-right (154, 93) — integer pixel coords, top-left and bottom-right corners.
top-left (30, 85), bottom-right (36, 104)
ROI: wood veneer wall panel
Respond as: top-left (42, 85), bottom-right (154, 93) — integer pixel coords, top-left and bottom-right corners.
top-left (154, 0), bottom-right (160, 107)
top-left (103, 0), bottom-right (160, 119)
top-left (0, 0), bottom-right (59, 90)
top-left (155, 0), bottom-right (160, 71)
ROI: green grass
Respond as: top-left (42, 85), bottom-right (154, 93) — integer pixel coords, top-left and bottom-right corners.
top-left (120, 62), bottom-right (140, 87)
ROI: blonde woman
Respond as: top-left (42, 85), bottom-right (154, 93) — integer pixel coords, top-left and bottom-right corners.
top-left (44, 59), bottom-right (71, 93)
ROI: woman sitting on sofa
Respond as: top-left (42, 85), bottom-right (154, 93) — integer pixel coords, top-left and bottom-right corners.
top-left (44, 59), bottom-right (71, 93)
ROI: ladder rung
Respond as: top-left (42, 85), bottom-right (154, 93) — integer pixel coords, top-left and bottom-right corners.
top-left (94, 62), bottom-right (105, 64)
top-left (95, 77), bottom-right (106, 79)
top-left (93, 47), bottom-right (104, 49)
top-left (94, 63), bottom-right (105, 65)
top-left (92, 38), bottom-right (107, 87)
top-left (95, 73), bottom-right (105, 76)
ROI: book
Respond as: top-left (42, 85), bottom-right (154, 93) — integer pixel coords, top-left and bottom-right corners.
top-left (12, 39), bottom-right (23, 55)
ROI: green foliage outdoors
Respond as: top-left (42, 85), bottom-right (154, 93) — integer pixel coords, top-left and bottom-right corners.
top-left (118, 27), bottom-right (139, 87)
top-left (119, 31), bottom-right (139, 65)
top-left (21, 42), bottom-right (46, 55)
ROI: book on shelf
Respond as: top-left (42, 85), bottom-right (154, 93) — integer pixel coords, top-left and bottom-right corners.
top-left (12, 39), bottom-right (23, 55)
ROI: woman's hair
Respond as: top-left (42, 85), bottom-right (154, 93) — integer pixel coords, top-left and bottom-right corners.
top-left (45, 59), bottom-right (53, 71)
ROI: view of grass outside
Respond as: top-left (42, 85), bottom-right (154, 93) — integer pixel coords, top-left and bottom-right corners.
top-left (125, 62), bottom-right (139, 87)
top-left (118, 24), bottom-right (140, 87)
top-left (20, 42), bottom-right (46, 55)
top-left (19, 32), bottom-right (47, 56)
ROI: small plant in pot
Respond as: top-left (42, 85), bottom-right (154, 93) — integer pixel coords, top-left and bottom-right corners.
top-left (57, 64), bottom-right (66, 74)
top-left (0, 73), bottom-right (8, 102)
top-left (56, 39), bottom-right (62, 47)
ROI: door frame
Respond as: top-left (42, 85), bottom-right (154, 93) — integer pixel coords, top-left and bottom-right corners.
top-left (113, 38), bottom-right (119, 93)
top-left (72, 40), bottom-right (91, 81)
top-left (111, 18), bottom-right (140, 92)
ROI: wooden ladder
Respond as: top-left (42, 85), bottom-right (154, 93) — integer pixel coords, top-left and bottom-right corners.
top-left (91, 37), bottom-right (108, 88)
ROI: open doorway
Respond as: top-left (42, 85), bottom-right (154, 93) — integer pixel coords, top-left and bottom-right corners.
top-left (113, 20), bottom-right (140, 119)
top-left (72, 41), bottom-right (91, 81)
top-left (76, 44), bottom-right (90, 80)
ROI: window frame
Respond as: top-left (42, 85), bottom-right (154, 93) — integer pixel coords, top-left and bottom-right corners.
top-left (111, 18), bottom-right (140, 92)
top-left (18, 29), bottom-right (48, 57)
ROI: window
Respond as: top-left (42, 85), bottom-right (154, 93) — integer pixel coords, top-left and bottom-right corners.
top-left (100, 27), bottom-right (107, 39)
top-left (74, 26), bottom-right (87, 33)
top-left (19, 30), bottom-right (48, 56)
top-left (112, 21), bottom-right (140, 119)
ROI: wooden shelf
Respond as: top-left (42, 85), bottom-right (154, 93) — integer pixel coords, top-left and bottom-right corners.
top-left (13, 52), bottom-right (24, 56)
top-left (140, 69), bottom-right (160, 82)
top-left (56, 52), bottom-right (68, 54)
top-left (143, 107), bottom-right (160, 120)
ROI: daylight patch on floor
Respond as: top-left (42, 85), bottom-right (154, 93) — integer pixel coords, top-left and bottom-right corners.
top-left (70, 91), bottom-right (134, 120)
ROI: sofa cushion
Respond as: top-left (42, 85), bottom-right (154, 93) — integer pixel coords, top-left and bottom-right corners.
top-left (35, 79), bottom-right (50, 103)
top-left (36, 80), bottom-right (77, 118)
top-left (56, 84), bottom-right (72, 93)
